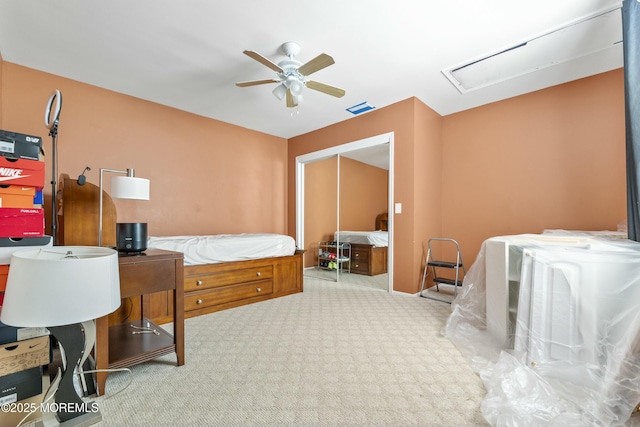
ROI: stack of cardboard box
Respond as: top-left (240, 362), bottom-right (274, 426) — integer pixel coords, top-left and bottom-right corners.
top-left (0, 129), bottom-right (48, 307)
top-left (0, 130), bottom-right (52, 423)
top-left (0, 324), bottom-right (50, 408)
top-left (0, 129), bottom-right (46, 239)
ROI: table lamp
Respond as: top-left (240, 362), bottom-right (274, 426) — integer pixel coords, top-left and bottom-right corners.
top-left (98, 168), bottom-right (150, 247)
top-left (0, 246), bottom-right (120, 427)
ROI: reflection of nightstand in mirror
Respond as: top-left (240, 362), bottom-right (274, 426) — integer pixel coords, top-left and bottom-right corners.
top-left (94, 249), bottom-right (185, 396)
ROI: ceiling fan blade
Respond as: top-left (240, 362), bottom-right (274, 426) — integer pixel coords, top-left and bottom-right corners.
top-left (286, 88), bottom-right (297, 108)
top-left (236, 79), bottom-right (280, 87)
top-left (306, 80), bottom-right (346, 98)
top-left (243, 50), bottom-right (284, 73)
top-left (297, 53), bottom-right (335, 76)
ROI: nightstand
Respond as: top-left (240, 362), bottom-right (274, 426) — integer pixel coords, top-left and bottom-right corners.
top-left (94, 249), bottom-right (185, 396)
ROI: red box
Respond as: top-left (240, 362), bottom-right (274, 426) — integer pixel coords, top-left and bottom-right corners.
top-left (0, 208), bottom-right (44, 238)
top-left (0, 265), bottom-right (7, 292)
top-left (0, 185), bottom-right (36, 208)
top-left (0, 157), bottom-right (45, 190)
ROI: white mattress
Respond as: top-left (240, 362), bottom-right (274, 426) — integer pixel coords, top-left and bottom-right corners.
top-left (333, 230), bottom-right (388, 247)
top-left (146, 233), bottom-right (296, 266)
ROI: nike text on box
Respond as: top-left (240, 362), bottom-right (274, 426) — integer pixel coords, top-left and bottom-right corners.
top-left (0, 208), bottom-right (45, 238)
top-left (0, 157), bottom-right (45, 190)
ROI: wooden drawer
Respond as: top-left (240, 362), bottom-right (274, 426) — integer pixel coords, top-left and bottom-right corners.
top-left (185, 279), bottom-right (274, 311)
top-left (185, 265), bottom-right (273, 292)
top-left (119, 259), bottom-right (176, 296)
top-left (351, 247), bottom-right (370, 262)
top-left (351, 260), bottom-right (370, 274)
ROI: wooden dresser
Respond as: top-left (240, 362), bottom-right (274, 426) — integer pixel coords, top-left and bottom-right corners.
top-left (350, 243), bottom-right (388, 276)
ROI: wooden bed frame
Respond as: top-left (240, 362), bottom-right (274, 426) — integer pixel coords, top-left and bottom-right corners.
top-left (183, 250), bottom-right (303, 318)
top-left (56, 174), bottom-right (304, 323)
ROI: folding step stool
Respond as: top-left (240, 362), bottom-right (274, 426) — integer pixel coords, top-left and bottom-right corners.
top-left (419, 238), bottom-right (466, 303)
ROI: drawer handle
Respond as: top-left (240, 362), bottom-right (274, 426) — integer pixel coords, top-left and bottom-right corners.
top-left (196, 280), bottom-right (203, 286)
top-left (256, 287), bottom-right (262, 293)
top-left (355, 254), bottom-right (360, 257)
top-left (256, 271), bottom-right (261, 277)
top-left (196, 299), bottom-right (203, 305)
top-left (354, 264), bottom-right (360, 268)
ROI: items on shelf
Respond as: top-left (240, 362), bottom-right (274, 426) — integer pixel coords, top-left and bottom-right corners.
top-left (317, 241), bottom-right (351, 273)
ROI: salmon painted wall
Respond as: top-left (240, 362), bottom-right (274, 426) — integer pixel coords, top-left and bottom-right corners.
top-left (1, 63), bottom-right (289, 237)
top-left (441, 69), bottom-right (626, 269)
top-left (412, 100), bottom-right (447, 287)
top-left (2, 61), bottom-right (625, 296)
top-left (288, 99), bottom-right (432, 293)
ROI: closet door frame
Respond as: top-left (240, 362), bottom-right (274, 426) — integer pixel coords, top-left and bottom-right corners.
top-left (295, 132), bottom-right (394, 292)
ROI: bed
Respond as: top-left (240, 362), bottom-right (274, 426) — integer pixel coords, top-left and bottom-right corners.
top-left (144, 233), bottom-right (303, 318)
top-left (332, 213), bottom-right (388, 276)
top-left (56, 174), bottom-right (304, 322)
top-left (333, 230), bottom-right (388, 247)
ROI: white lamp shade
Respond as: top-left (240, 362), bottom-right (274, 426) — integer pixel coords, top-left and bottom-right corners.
top-left (289, 80), bottom-right (304, 97)
top-left (0, 247), bottom-right (121, 327)
top-left (272, 83), bottom-right (287, 101)
top-left (111, 176), bottom-right (150, 200)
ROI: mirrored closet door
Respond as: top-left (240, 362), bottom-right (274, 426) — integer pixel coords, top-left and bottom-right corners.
top-left (298, 133), bottom-right (393, 290)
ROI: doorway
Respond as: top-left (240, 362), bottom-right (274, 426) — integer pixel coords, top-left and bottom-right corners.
top-left (295, 132), bottom-right (394, 292)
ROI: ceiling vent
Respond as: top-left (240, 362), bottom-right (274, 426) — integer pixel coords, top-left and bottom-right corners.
top-left (442, 7), bottom-right (622, 94)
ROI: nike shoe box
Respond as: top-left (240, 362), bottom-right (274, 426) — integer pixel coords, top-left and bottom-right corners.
top-left (0, 321), bottom-right (49, 346)
top-left (0, 336), bottom-right (50, 376)
top-left (0, 185), bottom-right (36, 208)
top-left (0, 157), bottom-right (45, 190)
top-left (0, 130), bottom-right (43, 161)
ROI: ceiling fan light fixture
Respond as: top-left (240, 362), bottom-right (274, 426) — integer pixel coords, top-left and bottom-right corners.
top-left (289, 79), bottom-right (304, 97)
top-left (237, 41), bottom-right (344, 109)
top-left (272, 83), bottom-right (287, 100)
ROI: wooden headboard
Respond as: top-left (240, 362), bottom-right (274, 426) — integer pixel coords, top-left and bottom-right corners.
top-left (376, 213), bottom-right (388, 231)
top-left (56, 173), bottom-right (117, 246)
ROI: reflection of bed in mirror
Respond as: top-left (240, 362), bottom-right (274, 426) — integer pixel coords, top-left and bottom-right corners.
top-left (334, 213), bottom-right (388, 276)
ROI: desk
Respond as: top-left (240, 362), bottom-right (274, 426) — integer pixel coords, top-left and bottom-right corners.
top-left (95, 249), bottom-right (184, 396)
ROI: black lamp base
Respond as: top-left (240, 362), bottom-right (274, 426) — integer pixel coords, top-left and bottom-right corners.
top-left (46, 324), bottom-right (102, 427)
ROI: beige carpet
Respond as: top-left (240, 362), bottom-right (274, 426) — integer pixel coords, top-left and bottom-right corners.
top-left (93, 276), bottom-right (488, 427)
top-left (305, 268), bottom-right (389, 291)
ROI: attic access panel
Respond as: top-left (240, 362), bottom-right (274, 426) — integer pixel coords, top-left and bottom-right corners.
top-left (442, 7), bottom-right (623, 93)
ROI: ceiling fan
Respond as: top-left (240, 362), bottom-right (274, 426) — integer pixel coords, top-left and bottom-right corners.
top-left (236, 41), bottom-right (345, 108)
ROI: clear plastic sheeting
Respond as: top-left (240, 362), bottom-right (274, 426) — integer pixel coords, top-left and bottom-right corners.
top-left (443, 232), bottom-right (640, 427)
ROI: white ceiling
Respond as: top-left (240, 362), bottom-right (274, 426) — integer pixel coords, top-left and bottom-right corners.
top-left (0, 0), bottom-right (624, 144)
